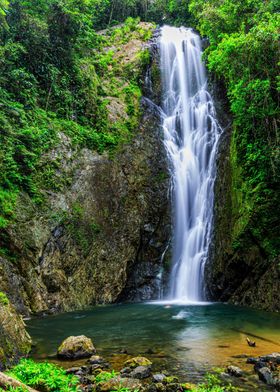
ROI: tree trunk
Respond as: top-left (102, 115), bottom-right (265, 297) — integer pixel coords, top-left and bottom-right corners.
top-left (0, 372), bottom-right (39, 392)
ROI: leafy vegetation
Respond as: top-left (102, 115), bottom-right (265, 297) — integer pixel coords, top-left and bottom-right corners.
top-left (0, 291), bottom-right (9, 305)
top-left (0, 1), bottom-right (154, 233)
top-left (94, 370), bottom-right (118, 383)
top-left (189, 0), bottom-right (280, 261)
top-left (7, 359), bottom-right (79, 392)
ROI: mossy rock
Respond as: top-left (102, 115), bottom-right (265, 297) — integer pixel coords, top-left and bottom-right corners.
top-left (124, 356), bottom-right (152, 368)
top-left (0, 295), bottom-right (32, 370)
top-left (57, 335), bottom-right (96, 359)
top-left (96, 376), bottom-right (141, 391)
top-left (163, 376), bottom-right (179, 384)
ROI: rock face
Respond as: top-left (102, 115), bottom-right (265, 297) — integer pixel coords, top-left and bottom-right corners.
top-left (57, 335), bottom-right (96, 359)
top-left (246, 353), bottom-right (280, 389)
top-left (0, 29), bottom-right (170, 315)
top-left (0, 294), bottom-right (31, 370)
top-left (205, 75), bottom-right (280, 312)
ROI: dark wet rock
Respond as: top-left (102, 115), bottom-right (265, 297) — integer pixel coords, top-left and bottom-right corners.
top-left (153, 374), bottom-right (166, 383)
top-left (66, 367), bottom-right (81, 374)
top-left (254, 360), bottom-right (267, 372)
top-left (227, 365), bottom-right (243, 377)
top-left (57, 335), bottom-right (96, 359)
top-left (124, 356), bottom-right (152, 368)
top-left (90, 364), bottom-right (108, 373)
top-left (120, 367), bottom-right (131, 375)
top-left (128, 365), bottom-right (152, 379)
top-left (260, 353), bottom-right (280, 364)
top-left (232, 354), bottom-right (249, 358)
top-left (246, 357), bottom-right (259, 364)
top-left (257, 367), bottom-right (275, 385)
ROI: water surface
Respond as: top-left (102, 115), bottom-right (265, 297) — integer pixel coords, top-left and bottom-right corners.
top-left (27, 302), bottom-right (280, 387)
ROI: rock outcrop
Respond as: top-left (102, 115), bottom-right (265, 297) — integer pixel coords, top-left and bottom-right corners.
top-left (0, 26), bottom-right (170, 316)
top-left (205, 75), bottom-right (280, 312)
top-left (0, 293), bottom-right (31, 370)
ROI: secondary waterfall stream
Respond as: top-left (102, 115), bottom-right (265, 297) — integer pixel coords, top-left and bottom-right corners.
top-left (159, 26), bottom-right (221, 302)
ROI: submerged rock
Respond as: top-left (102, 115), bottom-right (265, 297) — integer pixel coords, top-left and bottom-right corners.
top-left (96, 376), bottom-right (141, 391)
top-left (87, 355), bottom-right (105, 365)
top-left (57, 335), bottom-right (96, 359)
top-left (124, 356), bottom-right (152, 368)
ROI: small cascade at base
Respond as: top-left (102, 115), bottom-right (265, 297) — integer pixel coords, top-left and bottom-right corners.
top-left (159, 26), bottom-right (221, 302)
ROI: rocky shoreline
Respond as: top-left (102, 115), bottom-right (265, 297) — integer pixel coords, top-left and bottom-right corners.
top-left (43, 335), bottom-right (280, 392)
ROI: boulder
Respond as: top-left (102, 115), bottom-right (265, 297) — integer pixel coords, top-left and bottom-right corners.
top-left (257, 367), bottom-right (275, 385)
top-left (227, 365), bottom-right (243, 377)
top-left (128, 365), bottom-right (151, 379)
top-left (57, 335), bottom-right (96, 359)
top-left (153, 374), bottom-right (166, 383)
top-left (124, 356), bottom-right (152, 368)
top-left (260, 353), bottom-right (280, 364)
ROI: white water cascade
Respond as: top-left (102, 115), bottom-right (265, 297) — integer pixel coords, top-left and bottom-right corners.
top-left (159, 26), bottom-right (221, 303)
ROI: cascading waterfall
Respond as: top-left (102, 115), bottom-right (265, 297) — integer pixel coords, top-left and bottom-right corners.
top-left (159, 26), bottom-right (221, 302)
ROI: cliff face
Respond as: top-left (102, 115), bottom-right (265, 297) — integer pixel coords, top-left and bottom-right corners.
top-left (205, 77), bottom-right (280, 312)
top-left (0, 26), bottom-right (170, 316)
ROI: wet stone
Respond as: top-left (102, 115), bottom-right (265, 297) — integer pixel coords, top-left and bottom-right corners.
top-left (254, 360), bottom-right (267, 372)
top-left (260, 353), bottom-right (280, 364)
top-left (124, 356), bottom-right (152, 368)
top-left (66, 366), bottom-right (81, 374)
top-left (257, 367), bottom-right (275, 385)
top-left (153, 374), bottom-right (167, 383)
top-left (57, 335), bottom-right (96, 359)
top-left (227, 365), bottom-right (243, 377)
top-left (246, 357), bottom-right (259, 364)
top-left (128, 365), bottom-right (152, 379)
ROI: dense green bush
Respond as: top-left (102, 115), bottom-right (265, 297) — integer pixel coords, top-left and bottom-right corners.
top-left (190, 0), bottom-right (280, 259)
top-left (8, 359), bottom-right (79, 392)
top-left (0, 0), bottom-right (155, 231)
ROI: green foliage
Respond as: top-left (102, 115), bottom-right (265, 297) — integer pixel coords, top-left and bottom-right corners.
top-left (8, 359), bottom-right (79, 392)
top-left (184, 373), bottom-right (239, 391)
top-left (94, 370), bottom-right (118, 383)
top-left (0, 291), bottom-right (9, 305)
top-left (190, 0), bottom-right (280, 259)
top-left (0, 0), bottom-right (155, 233)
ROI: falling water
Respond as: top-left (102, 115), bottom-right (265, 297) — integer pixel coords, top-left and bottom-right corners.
top-left (159, 26), bottom-right (221, 302)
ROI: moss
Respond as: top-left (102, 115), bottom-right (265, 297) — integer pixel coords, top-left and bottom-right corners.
top-left (0, 292), bottom-right (9, 306)
top-left (124, 356), bottom-right (152, 368)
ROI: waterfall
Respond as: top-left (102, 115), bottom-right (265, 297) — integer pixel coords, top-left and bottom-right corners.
top-left (159, 26), bottom-right (221, 302)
